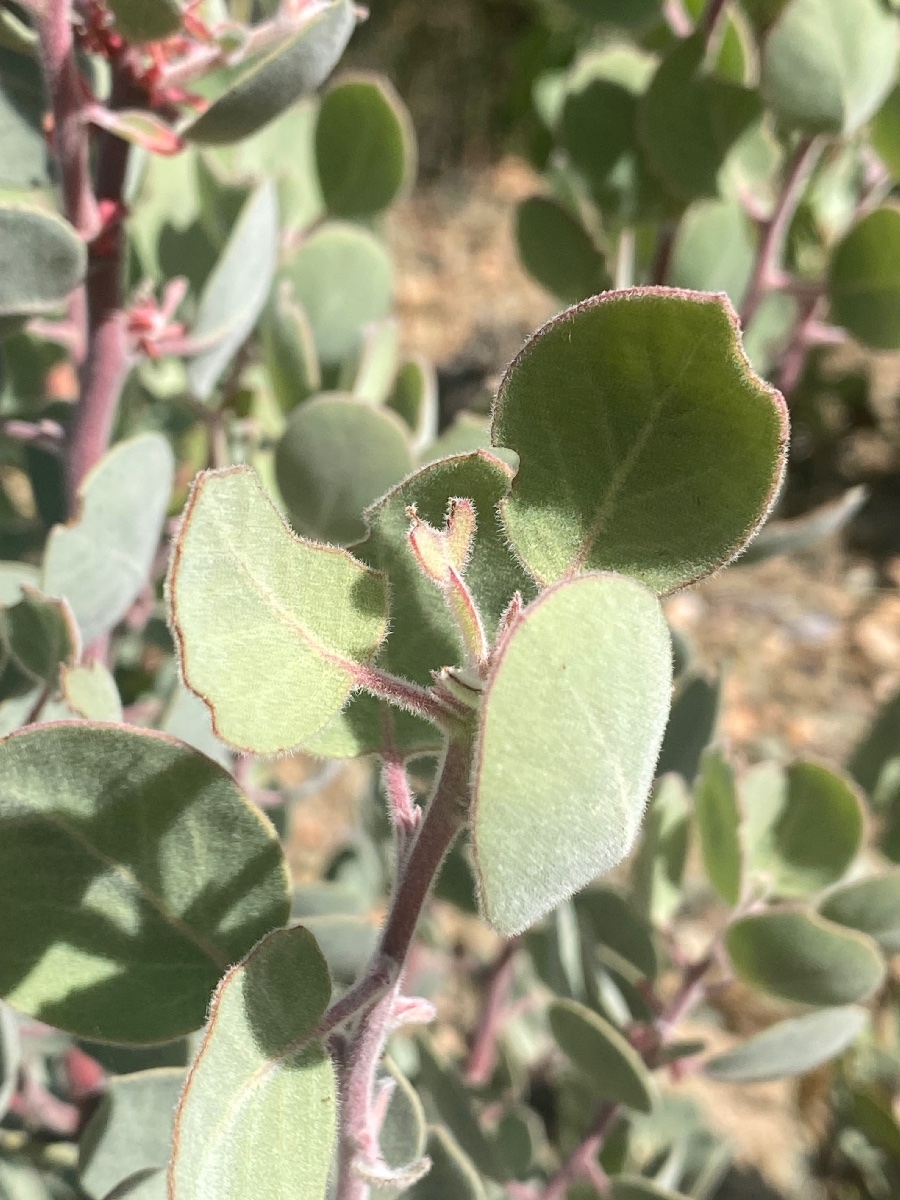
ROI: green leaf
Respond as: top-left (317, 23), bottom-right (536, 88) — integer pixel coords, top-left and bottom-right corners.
top-left (655, 673), bottom-right (720, 784)
top-left (0, 48), bottom-right (51, 189)
top-left (80, 1069), bottom-right (184, 1200)
top-left (60, 662), bottom-right (123, 723)
top-left (819, 875), bottom-right (900, 954)
top-left (739, 486), bottom-right (867, 565)
top-left (828, 206), bottom-right (900, 351)
top-left (261, 283), bottom-right (321, 413)
top-left (725, 910), bottom-right (885, 1006)
top-left (550, 999), bottom-right (655, 1113)
top-left (704, 1006), bottom-right (868, 1082)
top-left (169, 926), bottom-right (336, 1200)
top-left (492, 289), bottom-right (788, 593)
top-left (281, 221), bottom-right (393, 365)
top-left (187, 181), bottom-right (279, 401)
top-left (631, 774), bottom-right (691, 926)
top-left (639, 36), bottom-right (761, 200)
top-left (376, 1057), bottom-right (428, 1195)
top-left (1, 588), bottom-right (79, 686)
top-left (422, 414), bottom-right (493, 465)
top-left (350, 317), bottom-right (401, 407)
top-left (575, 887), bottom-right (658, 979)
top-left (410, 1127), bottom-right (486, 1200)
top-left (417, 1039), bottom-right (507, 1181)
top-left (515, 197), bottom-right (610, 303)
top-left (472, 573), bottom-right (672, 936)
top-left (668, 200), bottom-right (755, 308)
top-left (761, 0), bottom-right (899, 134)
top-left (694, 748), bottom-right (742, 906)
top-left (847, 684), bottom-right (900, 796)
top-left (184, 0), bottom-right (355, 145)
top-left (749, 762), bottom-right (864, 896)
top-left (872, 84), bottom-right (900, 178)
top-left (300, 914), bottom-right (378, 988)
top-left (275, 393), bottom-right (413, 546)
top-left (43, 434), bottom-right (175, 646)
top-left (0, 723), bottom-right (290, 1042)
top-left (0, 198), bottom-right (86, 316)
top-left (107, 0), bottom-right (181, 42)
top-left (316, 73), bottom-right (415, 218)
top-left (167, 465), bottom-right (389, 754)
top-left (102, 1173), bottom-right (167, 1200)
top-left (305, 450), bottom-right (532, 759)
top-left (387, 356), bottom-right (438, 453)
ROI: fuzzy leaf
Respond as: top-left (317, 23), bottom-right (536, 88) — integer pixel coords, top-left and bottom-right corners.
top-left (387, 356), bottom-right (438, 453)
top-left (378, 1057), bottom-right (428, 1194)
top-left (515, 197), bottom-right (610, 303)
top-left (187, 182), bottom-right (279, 401)
top-left (694, 748), bottom-right (743, 906)
top-left (351, 317), bottom-right (401, 407)
top-left (655, 673), bottom-right (720, 784)
top-left (80, 1069), bottom-right (184, 1200)
top-left (60, 662), bottom-right (123, 723)
top-left (275, 394), bottom-right (413, 546)
top-left (167, 466), bottom-right (389, 754)
top-left (281, 222), bottom-right (393, 365)
top-left (0, 724), bottom-right (289, 1042)
top-left (631, 774), bottom-right (691, 926)
top-left (828, 206), bottom-right (900, 351)
top-left (575, 888), bottom-right (657, 979)
top-left (704, 1006), bottom-right (868, 1083)
top-left (0, 199), bottom-right (85, 316)
top-left (1, 589), bottom-right (79, 686)
top-left (0, 49), bottom-right (51, 189)
top-left (185, 0), bottom-right (355, 144)
top-left (43, 434), bottom-right (174, 646)
top-left (472, 573), bottom-right (672, 936)
top-left (492, 289), bottom-right (788, 593)
top-left (819, 875), bottom-right (900, 954)
top-left (261, 284), bottom-right (321, 412)
top-left (725, 910), bottom-right (885, 1006)
top-left (761, 0), bottom-right (898, 134)
top-left (668, 200), bottom-right (755, 309)
top-left (550, 999), bottom-right (655, 1112)
top-left (169, 926), bottom-right (335, 1200)
top-left (316, 73), bottom-right (415, 218)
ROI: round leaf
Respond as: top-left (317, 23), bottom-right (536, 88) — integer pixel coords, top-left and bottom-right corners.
top-left (315, 74), bottom-right (415, 218)
top-left (0, 200), bottom-right (85, 317)
top-left (819, 875), bottom-right (900, 954)
top-left (492, 288), bottom-right (788, 593)
top-left (282, 222), bottom-right (394, 365)
top-left (275, 394), bottom-right (414, 546)
top-left (472, 573), bottom-right (672, 936)
top-left (169, 926), bottom-right (336, 1200)
top-left (515, 197), bottom-right (610, 303)
top-left (550, 999), bottom-right (655, 1112)
top-left (725, 910), bottom-right (885, 1007)
top-left (829, 206), bottom-right (900, 351)
top-left (668, 200), bottom-right (756, 308)
top-left (167, 466), bottom-right (389, 755)
top-left (704, 1006), bottom-right (868, 1083)
top-left (761, 0), bottom-right (899, 134)
top-left (107, 0), bottom-right (180, 42)
top-left (0, 724), bottom-right (290, 1042)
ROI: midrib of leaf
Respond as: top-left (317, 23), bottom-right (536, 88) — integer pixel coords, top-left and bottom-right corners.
top-left (205, 504), bottom-right (362, 675)
top-left (567, 337), bottom-right (704, 574)
top-left (18, 808), bottom-right (230, 971)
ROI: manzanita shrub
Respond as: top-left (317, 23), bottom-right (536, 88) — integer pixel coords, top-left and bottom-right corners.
top-left (3, 3), bottom-right (900, 1200)
top-left (518, 0), bottom-right (900, 421)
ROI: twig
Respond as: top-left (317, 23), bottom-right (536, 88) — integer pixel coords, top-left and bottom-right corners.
top-left (698, 0), bottom-right (729, 39)
top-left (535, 1104), bottom-right (619, 1200)
top-left (353, 664), bottom-right (466, 731)
top-left (739, 136), bottom-right (825, 330)
top-left (464, 938), bottom-right (521, 1087)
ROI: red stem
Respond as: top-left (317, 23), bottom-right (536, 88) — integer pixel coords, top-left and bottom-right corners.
top-left (739, 136), bottom-right (824, 330)
top-left (464, 938), bottom-right (520, 1087)
top-left (536, 1104), bottom-right (619, 1200)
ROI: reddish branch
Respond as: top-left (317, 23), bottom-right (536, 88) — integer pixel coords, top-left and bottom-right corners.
top-left (464, 938), bottom-right (520, 1087)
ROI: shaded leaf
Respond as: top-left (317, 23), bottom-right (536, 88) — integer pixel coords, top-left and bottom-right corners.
top-left (0, 48), bottom-right (51, 189)
top-left (610, 1178), bottom-right (687, 1200)
top-left (410, 1126), bottom-right (486, 1200)
top-left (262, 282), bottom-right (321, 413)
top-left (1, 588), bottom-right (79, 686)
top-left (492, 289), bottom-right (788, 593)
top-left (576, 887), bottom-right (657, 980)
top-left (550, 999), bottom-right (655, 1112)
top-left (739, 486), bottom-right (867, 565)
top-left (472, 574), bottom-right (672, 936)
top-left (43, 434), bottom-right (174, 647)
top-left (416, 1040), bottom-right (507, 1181)
top-left (828, 206), bottom-right (900, 351)
top-left (668, 200), bottom-right (755, 308)
top-left (108, 0), bottom-right (181, 42)
top-left (819, 875), bottom-right (900, 954)
top-left (316, 73), bottom-right (415, 218)
top-left (60, 662), bottom-right (123, 723)
top-left (387, 356), bottom-right (438, 453)
top-left (0, 723), bottom-right (290, 1042)
top-left (705, 1006), bottom-right (868, 1083)
top-left (167, 465), bottom-right (389, 755)
top-left (80, 1069), bottom-right (184, 1200)
top-left (300, 914), bottom-right (378, 988)
top-left (725, 909), bottom-right (885, 1006)
top-left (515, 196), bottom-right (610, 303)
top-left (169, 926), bottom-right (336, 1200)
top-left (275, 393), bottom-right (413, 546)
top-left (631, 774), bottom-right (692, 926)
top-left (0, 1000), bottom-right (20, 1121)
top-left (655, 673), bottom-right (720, 784)
top-left (694, 748), bottom-right (742, 906)
top-left (0, 198), bottom-right (85, 316)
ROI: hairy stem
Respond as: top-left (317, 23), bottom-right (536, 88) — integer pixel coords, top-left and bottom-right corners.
top-left (739, 136), bottom-right (824, 330)
top-left (335, 736), bottom-right (473, 1200)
